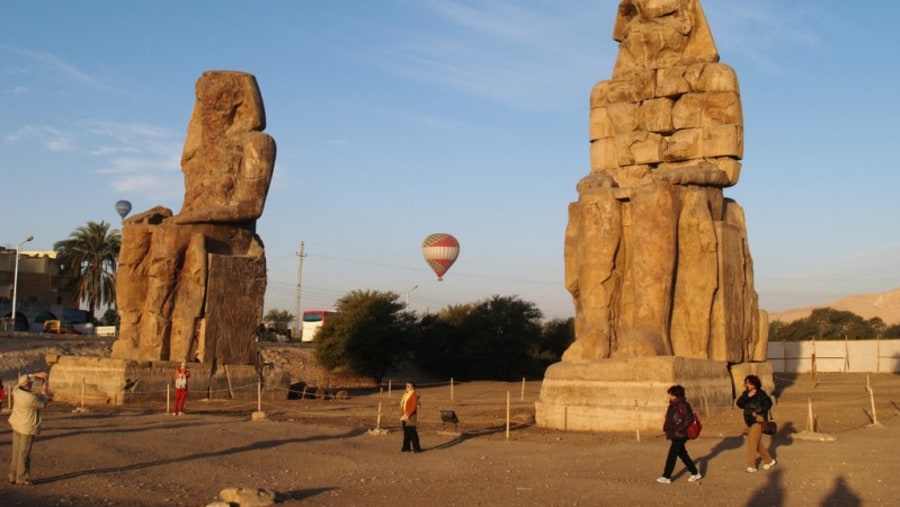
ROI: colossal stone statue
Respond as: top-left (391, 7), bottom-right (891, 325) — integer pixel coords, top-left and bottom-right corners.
top-left (563, 0), bottom-right (762, 364)
top-left (536, 0), bottom-right (771, 432)
top-left (112, 71), bottom-right (275, 366)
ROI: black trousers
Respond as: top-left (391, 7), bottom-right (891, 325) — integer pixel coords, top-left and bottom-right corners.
top-left (663, 438), bottom-right (697, 478)
top-left (401, 422), bottom-right (421, 452)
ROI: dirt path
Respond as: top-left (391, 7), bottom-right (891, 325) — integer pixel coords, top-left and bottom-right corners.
top-left (0, 336), bottom-right (898, 506)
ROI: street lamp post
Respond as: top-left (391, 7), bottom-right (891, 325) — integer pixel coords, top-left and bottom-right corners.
top-left (405, 284), bottom-right (418, 308)
top-left (11, 235), bottom-right (34, 332)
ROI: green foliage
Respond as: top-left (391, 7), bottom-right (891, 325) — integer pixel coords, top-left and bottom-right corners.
top-left (54, 221), bottom-right (121, 319)
top-left (314, 290), bottom-right (415, 382)
top-left (535, 318), bottom-right (575, 364)
top-left (886, 324), bottom-right (900, 338)
top-left (769, 307), bottom-right (884, 341)
top-left (100, 309), bottom-right (119, 327)
top-left (312, 291), bottom-right (574, 382)
top-left (415, 295), bottom-right (546, 381)
top-left (264, 309), bottom-right (295, 332)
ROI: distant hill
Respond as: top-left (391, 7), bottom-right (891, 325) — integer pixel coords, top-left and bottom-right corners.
top-left (766, 288), bottom-right (900, 325)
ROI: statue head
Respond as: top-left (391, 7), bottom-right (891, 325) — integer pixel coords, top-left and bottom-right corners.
top-left (612, 0), bottom-right (718, 75)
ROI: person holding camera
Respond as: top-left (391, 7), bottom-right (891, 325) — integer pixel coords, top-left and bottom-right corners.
top-left (736, 374), bottom-right (776, 472)
top-left (8, 371), bottom-right (51, 486)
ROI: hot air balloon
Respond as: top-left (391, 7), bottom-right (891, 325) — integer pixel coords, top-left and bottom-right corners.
top-left (115, 200), bottom-right (132, 219)
top-left (421, 233), bottom-right (459, 281)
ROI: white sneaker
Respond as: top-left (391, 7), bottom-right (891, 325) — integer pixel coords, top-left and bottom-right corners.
top-left (762, 459), bottom-right (777, 470)
top-left (745, 467), bottom-right (757, 473)
top-left (656, 477), bottom-right (672, 484)
top-left (688, 474), bottom-right (702, 482)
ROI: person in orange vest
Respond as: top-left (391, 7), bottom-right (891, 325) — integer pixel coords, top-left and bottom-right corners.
top-left (172, 362), bottom-right (191, 415)
top-left (399, 381), bottom-right (422, 453)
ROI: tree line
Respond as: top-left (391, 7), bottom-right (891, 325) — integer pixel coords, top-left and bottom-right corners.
top-left (273, 290), bottom-right (574, 384)
top-left (768, 307), bottom-right (900, 341)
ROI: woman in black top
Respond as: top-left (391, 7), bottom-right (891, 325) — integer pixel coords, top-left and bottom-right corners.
top-left (735, 374), bottom-right (776, 472)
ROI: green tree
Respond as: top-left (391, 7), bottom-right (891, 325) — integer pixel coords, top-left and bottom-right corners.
top-left (315, 290), bottom-right (415, 382)
top-left (54, 221), bottom-right (121, 319)
top-left (769, 307), bottom-right (882, 341)
top-left (264, 309), bottom-right (295, 332)
top-left (885, 324), bottom-right (900, 338)
top-left (416, 295), bottom-right (544, 381)
top-left (100, 309), bottom-right (119, 326)
top-left (533, 317), bottom-right (575, 367)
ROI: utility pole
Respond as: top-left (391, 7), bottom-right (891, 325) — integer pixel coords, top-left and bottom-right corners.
top-left (294, 241), bottom-right (306, 336)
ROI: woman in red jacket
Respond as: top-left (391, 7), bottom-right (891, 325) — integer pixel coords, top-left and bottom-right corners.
top-left (172, 362), bottom-right (190, 415)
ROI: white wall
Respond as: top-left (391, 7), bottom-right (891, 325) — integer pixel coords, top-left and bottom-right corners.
top-left (767, 339), bottom-right (900, 373)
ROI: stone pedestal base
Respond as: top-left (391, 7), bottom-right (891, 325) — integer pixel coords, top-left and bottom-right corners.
top-left (535, 357), bottom-right (733, 432)
top-left (48, 355), bottom-right (290, 407)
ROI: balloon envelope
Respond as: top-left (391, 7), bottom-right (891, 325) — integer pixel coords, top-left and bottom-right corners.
top-left (421, 233), bottom-right (459, 281)
top-left (115, 200), bottom-right (132, 219)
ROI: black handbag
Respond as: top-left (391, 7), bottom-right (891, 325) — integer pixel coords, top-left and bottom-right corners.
top-left (762, 410), bottom-right (777, 435)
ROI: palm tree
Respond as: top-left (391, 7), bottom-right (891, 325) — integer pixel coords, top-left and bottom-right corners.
top-left (54, 221), bottom-right (122, 319)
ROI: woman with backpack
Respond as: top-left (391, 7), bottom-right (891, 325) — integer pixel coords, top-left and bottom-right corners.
top-left (657, 384), bottom-right (702, 484)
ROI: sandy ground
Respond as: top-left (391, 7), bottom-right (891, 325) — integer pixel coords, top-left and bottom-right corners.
top-left (0, 336), bottom-right (898, 506)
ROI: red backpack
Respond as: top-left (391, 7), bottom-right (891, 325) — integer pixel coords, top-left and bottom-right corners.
top-left (687, 413), bottom-right (702, 440)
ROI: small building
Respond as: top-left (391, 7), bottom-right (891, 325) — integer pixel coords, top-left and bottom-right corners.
top-left (0, 248), bottom-right (80, 331)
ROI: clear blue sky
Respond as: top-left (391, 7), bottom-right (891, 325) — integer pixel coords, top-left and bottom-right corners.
top-left (2, 1), bottom-right (899, 320)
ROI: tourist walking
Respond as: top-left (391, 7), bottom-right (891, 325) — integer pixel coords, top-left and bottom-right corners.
top-left (173, 362), bottom-right (191, 416)
top-left (399, 381), bottom-right (422, 453)
top-left (657, 385), bottom-right (701, 484)
top-left (8, 372), bottom-right (50, 486)
top-left (736, 374), bottom-right (776, 472)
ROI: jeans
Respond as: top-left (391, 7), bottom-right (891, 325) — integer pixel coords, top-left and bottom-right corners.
top-left (663, 438), bottom-right (698, 478)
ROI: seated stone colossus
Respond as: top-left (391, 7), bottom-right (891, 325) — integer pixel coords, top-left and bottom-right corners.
top-left (112, 71), bottom-right (275, 366)
top-left (562, 0), bottom-right (765, 365)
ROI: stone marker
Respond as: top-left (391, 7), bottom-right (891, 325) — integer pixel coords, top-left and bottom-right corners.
top-left (536, 0), bottom-right (771, 432)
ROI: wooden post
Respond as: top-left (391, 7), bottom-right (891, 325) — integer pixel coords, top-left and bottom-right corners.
top-left (167, 384), bottom-right (171, 415)
top-left (257, 380), bottom-right (262, 412)
top-left (521, 377), bottom-right (526, 401)
top-left (377, 401), bottom-right (383, 430)
top-left (867, 374), bottom-right (878, 425)
top-left (843, 336), bottom-right (850, 372)
top-left (807, 396), bottom-right (815, 432)
top-left (81, 377), bottom-right (86, 408)
top-left (635, 401), bottom-right (641, 442)
top-left (388, 380), bottom-right (392, 398)
top-left (450, 377), bottom-right (455, 401)
top-left (811, 339), bottom-right (817, 383)
top-left (506, 391), bottom-right (511, 440)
